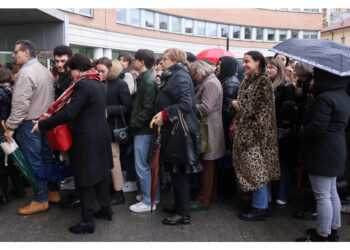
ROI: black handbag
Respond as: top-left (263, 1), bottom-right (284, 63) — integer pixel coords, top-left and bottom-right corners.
top-left (165, 112), bottom-right (201, 166)
top-left (113, 106), bottom-right (130, 144)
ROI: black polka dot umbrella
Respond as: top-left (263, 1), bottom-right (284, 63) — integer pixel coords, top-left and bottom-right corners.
top-left (270, 38), bottom-right (350, 77)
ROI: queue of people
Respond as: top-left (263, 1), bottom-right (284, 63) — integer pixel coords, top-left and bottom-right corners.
top-left (1, 39), bottom-right (350, 242)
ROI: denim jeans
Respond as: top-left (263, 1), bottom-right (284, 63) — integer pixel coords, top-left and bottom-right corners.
top-left (309, 174), bottom-right (341, 235)
top-left (16, 122), bottom-right (59, 202)
top-left (272, 149), bottom-right (289, 203)
top-left (134, 134), bottom-right (159, 206)
top-left (252, 184), bottom-right (271, 209)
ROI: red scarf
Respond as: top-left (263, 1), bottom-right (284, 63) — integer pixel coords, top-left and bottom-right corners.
top-left (41, 68), bottom-right (102, 120)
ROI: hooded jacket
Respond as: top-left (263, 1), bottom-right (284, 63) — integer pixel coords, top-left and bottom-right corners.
top-left (299, 68), bottom-right (350, 176)
top-left (217, 56), bottom-right (241, 148)
top-left (105, 60), bottom-right (132, 139)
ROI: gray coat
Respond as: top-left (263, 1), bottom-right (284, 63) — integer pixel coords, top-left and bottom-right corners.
top-left (195, 73), bottom-right (226, 161)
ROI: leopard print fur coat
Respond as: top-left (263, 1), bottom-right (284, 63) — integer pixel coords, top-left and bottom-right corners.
top-left (233, 73), bottom-right (280, 192)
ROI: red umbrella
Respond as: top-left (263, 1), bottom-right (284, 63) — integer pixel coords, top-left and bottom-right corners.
top-left (149, 122), bottom-right (161, 213)
top-left (196, 48), bottom-right (235, 65)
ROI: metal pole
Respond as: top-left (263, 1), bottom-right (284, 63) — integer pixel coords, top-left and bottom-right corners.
top-left (226, 37), bottom-right (229, 51)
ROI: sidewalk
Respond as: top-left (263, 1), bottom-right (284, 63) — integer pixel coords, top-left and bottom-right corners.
top-left (0, 188), bottom-right (350, 242)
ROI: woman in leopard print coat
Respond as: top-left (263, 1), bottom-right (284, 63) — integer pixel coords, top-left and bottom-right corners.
top-left (232, 51), bottom-right (280, 221)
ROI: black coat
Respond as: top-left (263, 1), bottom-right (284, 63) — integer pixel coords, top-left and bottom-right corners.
top-left (105, 75), bottom-right (132, 140)
top-left (54, 71), bottom-right (72, 99)
top-left (0, 84), bottom-right (12, 171)
top-left (156, 63), bottom-right (202, 174)
top-left (39, 78), bottom-right (113, 187)
top-left (299, 68), bottom-right (350, 177)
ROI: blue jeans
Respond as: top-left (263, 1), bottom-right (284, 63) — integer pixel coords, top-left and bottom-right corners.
top-left (134, 134), bottom-right (159, 206)
top-left (16, 122), bottom-right (59, 202)
top-left (272, 149), bottom-right (289, 203)
top-left (309, 174), bottom-right (341, 235)
top-left (252, 184), bottom-right (271, 209)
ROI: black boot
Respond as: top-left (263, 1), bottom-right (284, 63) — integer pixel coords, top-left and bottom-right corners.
top-left (94, 207), bottom-right (113, 221)
top-left (69, 220), bottom-right (95, 234)
top-left (306, 228), bottom-right (339, 242)
top-left (238, 207), bottom-right (267, 221)
top-left (296, 229), bottom-right (328, 242)
top-left (8, 169), bottom-right (26, 198)
top-left (0, 174), bottom-right (9, 205)
top-left (110, 190), bottom-right (125, 206)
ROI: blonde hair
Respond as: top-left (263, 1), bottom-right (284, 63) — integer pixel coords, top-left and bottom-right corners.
top-left (267, 58), bottom-right (286, 89)
top-left (190, 60), bottom-right (215, 80)
top-left (163, 48), bottom-right (188, 64)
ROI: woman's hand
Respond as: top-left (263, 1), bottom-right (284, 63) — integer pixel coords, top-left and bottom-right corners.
top-left (30, 120), bottom-right (41, 134)
top-left (231, 100), bottom-right (239, 111)
top-left (295, 87), bottom-right (303, 97)
top-left (151, 112), bottom-right (164, 126)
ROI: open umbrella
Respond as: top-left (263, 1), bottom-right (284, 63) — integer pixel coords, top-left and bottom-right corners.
top-left (1, 121), bottom-right (39, 193)
top-left (196, 48), bottom-right (235, 64)
top-left (149, 122), bottom-right (161, 213)
top-left (270, 38), bottom-right (350, 76)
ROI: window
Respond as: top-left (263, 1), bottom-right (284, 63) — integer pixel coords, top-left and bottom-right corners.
top-left (197, 21), bottom-right (206, 36)
top-left (221, 24), bottom-right (229, 38)
top-left (256, 28), bottom-right (263, 40)
top-left (291, 30), bottom-right (299, 38)
top-left (304, 8), bottom-right (319, 13)
top-left (76, 9), bottom-right (92, 16)
top-left (209, 23), bottom-right (217, 37)
top-left (232, 26), bottom-right (240, 39)
top-left (185, 19), bottom-right (193, 34)
top-left (291, 8), bottom-right (301, 12)
top-left (244, 27), bottom-right (253, 40)
top-left (279, 30), bottom-right (287, 41)
top-left (304, 31), bottom-right (318, 39)
top-left (130, 9), bottom-right (140, 26)
top-left (267, 29), bottom-right (275, 41)
top-left (116, 9), bottom-right (127, 23)
top-left (172, 16), bottom-right (181, 32)
top-left (159, 14), bottom-right (168, 30)
top-left (145, 11), bottom-right (155, 28)
top-left (310, 31), bottom-right (318, 39)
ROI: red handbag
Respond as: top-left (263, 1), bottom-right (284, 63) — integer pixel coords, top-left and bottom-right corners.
top-left (46, 124), bottom-right (72, 151)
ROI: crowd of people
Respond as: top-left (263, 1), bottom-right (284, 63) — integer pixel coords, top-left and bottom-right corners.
top-left (1, 39), bottom-right (350, 241)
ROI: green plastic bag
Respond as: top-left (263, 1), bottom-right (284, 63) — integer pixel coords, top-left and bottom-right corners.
top-left (198, 110), bottom-right (211, 154)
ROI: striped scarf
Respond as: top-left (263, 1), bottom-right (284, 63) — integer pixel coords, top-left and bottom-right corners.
top-left (40, 68), bottom-right (102, 119)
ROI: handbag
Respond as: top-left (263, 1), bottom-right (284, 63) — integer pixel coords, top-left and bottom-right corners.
top-left (46, 124), bottom-right (72, 151)
top-left (198, 110), bottom-right (211, 154)
top-left (165, 112), bottom-right (201, 166)
top-left (113, 106), bottom-right (130, 144)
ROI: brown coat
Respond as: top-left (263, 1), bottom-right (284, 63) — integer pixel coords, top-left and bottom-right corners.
top-left (195, 73), bottom-right (226, 161)
top-left (233, 74), bottom-right (280, 192)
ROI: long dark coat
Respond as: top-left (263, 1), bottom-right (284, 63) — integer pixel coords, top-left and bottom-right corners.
top-left (233, 74), bottom-right (280, 192)
top-left (105, 61), bottom-right (132, 139)
top-left (156, 63), bottom-right (202, 174)
top-left (39, 78), bottom-right (113, 187)
top-left (299, 68), bottom-right (350, 177)
top-left (0, 84), bottom-right (12, 172)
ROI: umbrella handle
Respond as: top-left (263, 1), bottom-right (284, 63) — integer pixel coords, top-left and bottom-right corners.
top-left (150, 119), bottom-right (161, 134)
top-left (1, 120), bottom-right (8, 133)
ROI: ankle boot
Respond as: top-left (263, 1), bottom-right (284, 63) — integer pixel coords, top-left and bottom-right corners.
top-left (110, 190), bottom-right (125, 206)
top-left (0, 174), bottom-right (9, 205)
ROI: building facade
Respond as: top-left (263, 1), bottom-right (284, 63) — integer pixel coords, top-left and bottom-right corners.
top-left (0, 8), bottom-right (323, 66)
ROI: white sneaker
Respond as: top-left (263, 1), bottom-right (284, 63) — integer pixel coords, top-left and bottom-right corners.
top-left (276, 199), bottom-right (287, 205)
top-left (129, 201), bottom-right (156, 212)
top-left (123, 181), bottom-right (138, 192)
top-left (136, 194), bottom-right (143, 202)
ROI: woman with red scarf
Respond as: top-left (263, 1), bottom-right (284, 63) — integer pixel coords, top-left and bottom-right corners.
top-left (32, 54), bottom-right (113, 234)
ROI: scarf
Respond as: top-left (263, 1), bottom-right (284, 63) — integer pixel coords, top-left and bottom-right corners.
top-left (41, 68), bottom-right (102, 119)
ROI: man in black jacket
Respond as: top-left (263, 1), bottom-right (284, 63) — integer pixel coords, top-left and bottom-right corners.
top-left (53, 45), bottom-right (73, 99)
top-left (128, 49), bottom-right (159, 213)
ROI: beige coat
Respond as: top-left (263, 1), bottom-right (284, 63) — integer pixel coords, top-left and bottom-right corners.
top-left (195, 73), bottom-right (226, 161)
top-left (233, 74), bottom-right (280, 192)
top-left (6, 61), bottom-right (54, 130)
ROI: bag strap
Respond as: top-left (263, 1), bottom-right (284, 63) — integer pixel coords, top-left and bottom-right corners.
top-left (120, 105), bottom-right (127, 127)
